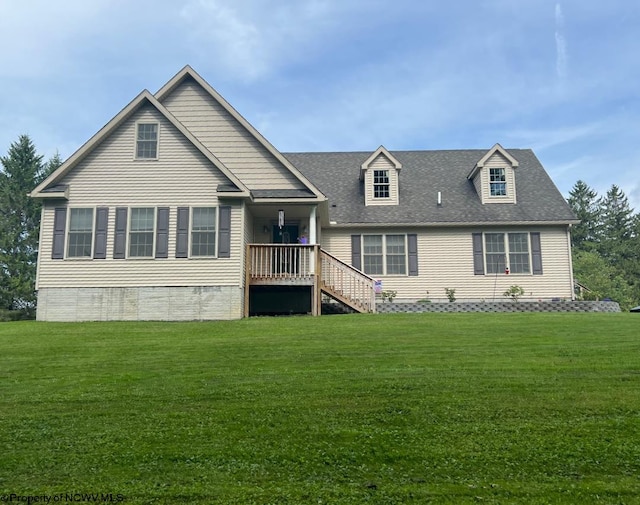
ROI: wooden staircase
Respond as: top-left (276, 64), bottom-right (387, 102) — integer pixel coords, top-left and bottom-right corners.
top-left (319, 249), bottom-right (376, 313)
top-left (245, 244), bottom-right (376, 315)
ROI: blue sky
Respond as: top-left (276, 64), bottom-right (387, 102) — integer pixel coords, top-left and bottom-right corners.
top-left (1, 0), bottom-right (639, 208)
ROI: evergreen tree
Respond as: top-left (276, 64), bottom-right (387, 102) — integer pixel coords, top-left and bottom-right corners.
top-left (567, 180), bottom-right (599, 250)
top-left (598, 185), bottom-right (634, 264)
top-left (0, 135), bottom-right (48, 317)
top-left (41, 151), bottom-right (62, 182)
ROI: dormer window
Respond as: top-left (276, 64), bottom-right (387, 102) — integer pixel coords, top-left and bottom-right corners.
top-left (468, 144), bottom-right (518, 204)
top-left (360, 146), bottom-right (402, 206)
top-left (136, 123), bottom-right (158, 159)
top-left (373, 170), bottom-right (390, 198)
top-left (489, 168), bottom-right (507, 196)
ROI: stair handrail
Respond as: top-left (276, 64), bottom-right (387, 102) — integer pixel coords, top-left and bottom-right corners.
top-left (319, 249), bottom-right (376, 313)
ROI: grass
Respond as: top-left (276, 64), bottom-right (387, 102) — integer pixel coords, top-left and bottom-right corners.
top-left (1, 313), bottom-right (639, 504)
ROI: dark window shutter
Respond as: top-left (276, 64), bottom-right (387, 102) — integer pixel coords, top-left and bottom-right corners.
top-left (176, 207), bottom-right (189, 258)
top-left (351, 235), bottom-right (361, 270)
top-left (113, 207), bottom-right (128, 259)
top-left (407, 234), bottom-right (418, 276)
top-left (530, 232), bottom-right (543, 275)
top-left (52, 207), bottom-right (67, 259)
top-left (218, 206), bottom-right (231, 258)
top-left (93, 207), bottom-right (109, 259)
top-left (155, 207), bottom-right (170, 258)
top-left (472, 232), bottom-right (484, 275)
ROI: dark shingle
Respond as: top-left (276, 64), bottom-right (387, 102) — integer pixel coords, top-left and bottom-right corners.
top-left (251, 189), bottom-right (316, 199)
top-left (284, 149), bottom-right (577, 225)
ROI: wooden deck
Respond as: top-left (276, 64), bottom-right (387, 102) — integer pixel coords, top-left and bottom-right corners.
top-left (245, 244), bottom-right (376, 316)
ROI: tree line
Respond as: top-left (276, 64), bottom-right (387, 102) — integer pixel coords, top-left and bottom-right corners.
top-left (568, 181), bottom-right (639, 310)
top-left (1, 135), bottom-right (60, 319)
top-left (1, 134), bottom-right (638, 319)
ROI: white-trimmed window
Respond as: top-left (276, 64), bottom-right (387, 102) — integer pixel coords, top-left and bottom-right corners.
top-left (191, 207), bottom-right (217, 257)
top-left (373, 170), bottom-right (390, 198)
top-left (129, 207), bottom-right (155, 257)
top-left (67, 208), bottom-right (94, 258)
top-left (136, 123), bottom-right (158, 159)
top-left (489, 167), bottom-right (507, 196)
top-left (363, 235), bottom-right (383, 275)
top-left (362, 234), bottom-right (407, 275)
top-left (484, 232), bottom-right (530, 274)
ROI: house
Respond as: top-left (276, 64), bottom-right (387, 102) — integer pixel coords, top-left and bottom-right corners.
top-left (30, 66), bottom-right (579, 321)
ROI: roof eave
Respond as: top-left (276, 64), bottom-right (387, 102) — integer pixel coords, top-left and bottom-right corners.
top-left (30, 189), bottom-right (69, 199)
top-left (325, 220), bottom-right (578, 228)
top-left (251, 196), bottom-right (327, 204)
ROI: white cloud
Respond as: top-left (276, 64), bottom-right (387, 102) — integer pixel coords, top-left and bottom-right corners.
top-left (179, 0), bottom-right (337, 80)
top-left (555, 3), bottom-right (568, 84)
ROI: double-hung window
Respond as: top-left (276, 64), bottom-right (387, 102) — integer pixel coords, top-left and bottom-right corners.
top-left (385, 234), bottom-right (406, 274)
top-left (373, 170), bottom-right (390, 198)
top-left (362, 234), bottom-right (406, 275)
top-left (191, 207), bottom-right (217, 257)
top-left (489, 167), bottom-right (506, 196)
top-left (363, 235), bottom-right (384, 275)
top-left (136, 123), bottom-right (158, 159)
top-left (129, 207), bottom-right (155, 257)
top-left (67, 208), bottom-right (94, 258)
top-left (508, 233), bottom-right (530, 274)
top-left (484, 232), bottom-right (530, 274)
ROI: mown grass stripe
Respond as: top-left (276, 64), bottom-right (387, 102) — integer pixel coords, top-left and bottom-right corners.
top-left (0, 313), bottom-right (638, 504)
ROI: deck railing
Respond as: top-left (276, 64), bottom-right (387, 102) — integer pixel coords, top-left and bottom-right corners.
top-left (246, 244), bottom-right (376, 314)
top-left (319, 249), bottom-right (376, 313)
top-left (247, 244), bottom-right (317, 282)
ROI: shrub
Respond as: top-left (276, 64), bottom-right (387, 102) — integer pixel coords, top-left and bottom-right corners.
top-left (381, 290), bottom-right (397, 303)
top-left (444, 288), bottom-right (456, 303)
top-left (504, 285), bottom-right (525, 302)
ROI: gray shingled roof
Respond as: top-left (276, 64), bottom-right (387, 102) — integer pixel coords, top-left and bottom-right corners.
top-left (284, 149), bottom-right (577, 225)
top-left (251, 189), bottom-right (316, 199)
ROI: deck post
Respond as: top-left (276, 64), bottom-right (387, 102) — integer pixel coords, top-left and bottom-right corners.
top-left (244, 244), bottom-right (251, 318)
top-left (315, 244), bottom-right (322, 316)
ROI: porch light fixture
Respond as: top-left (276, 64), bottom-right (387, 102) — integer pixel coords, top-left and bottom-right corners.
top-left (278, 209), bottom-right (285, 229)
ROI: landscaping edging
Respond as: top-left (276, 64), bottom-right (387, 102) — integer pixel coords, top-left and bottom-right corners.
top-left (376, 301), bottom-right (621, 313)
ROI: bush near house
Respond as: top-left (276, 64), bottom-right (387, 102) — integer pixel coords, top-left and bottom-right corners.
top-left (1, 313), bottom-right (639, 504)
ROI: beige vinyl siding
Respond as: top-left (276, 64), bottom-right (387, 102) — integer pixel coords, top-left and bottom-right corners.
top-left (37, 104), bottom-right (245, 289)
top-left (472, 171), bottom-right (483, 198)
top-left (161, 78), bottom-right (305, 191)
top-left (364, 154), bottom-right (399, 206)
top-left (477, 152), bottom-right (517, 204)
top-left (61, 105), bottom-right (227, 205)
top-left (38, 203), bottom-right (244, 288)
top-left (322, 226), bottom-right (573, 302)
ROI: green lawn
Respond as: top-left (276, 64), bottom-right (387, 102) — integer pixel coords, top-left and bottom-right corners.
top-left (1, 313), bottom-right (639, 504)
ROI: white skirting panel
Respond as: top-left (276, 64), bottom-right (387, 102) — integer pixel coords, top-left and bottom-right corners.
top-left (36, 286), bottom-right (243, 321)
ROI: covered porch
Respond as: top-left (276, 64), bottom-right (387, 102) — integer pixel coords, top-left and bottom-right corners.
top-left (244, 244), bottom-right (376, 317)
top-left (243, 201), bottom-right (375, 316)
